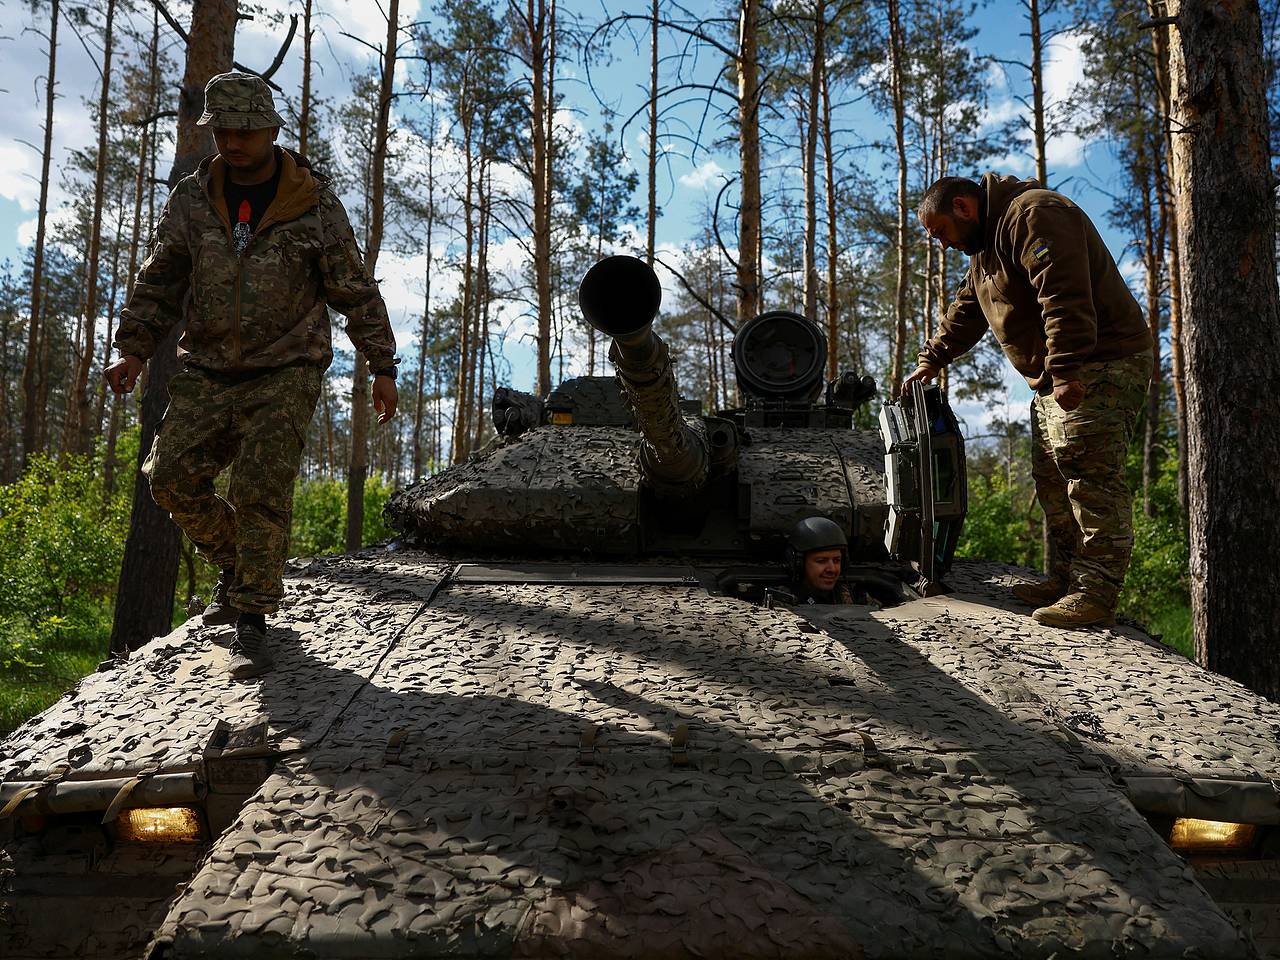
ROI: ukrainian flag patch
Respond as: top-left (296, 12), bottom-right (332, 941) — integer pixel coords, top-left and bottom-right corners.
top-left (1032, 240), bottom-right (1050, 261)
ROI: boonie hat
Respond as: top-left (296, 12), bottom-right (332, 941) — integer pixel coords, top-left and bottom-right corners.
top-left (197, 71), bottom-right (285, 130)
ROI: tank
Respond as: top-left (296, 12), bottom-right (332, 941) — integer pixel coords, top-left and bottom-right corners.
top-left (3, 255), bottom-right (1280, 960)
top-left (388, 254), bottom-right (965, 599)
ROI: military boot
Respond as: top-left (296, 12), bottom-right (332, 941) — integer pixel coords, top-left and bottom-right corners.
top-left (1032, 592), bottom-right (1114, 629)
top-left (1011, 576), bottom-right (1068, 607)
top-left (203, 567), bottom-right (239, 626)
top-left (227, 614), bottom-right (273, 680)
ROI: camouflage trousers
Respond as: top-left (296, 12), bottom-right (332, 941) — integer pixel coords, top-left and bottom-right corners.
top-left (1031, 352), bottom-right (1152, 608)
top-left (143, 364), bottom-right (322, 614)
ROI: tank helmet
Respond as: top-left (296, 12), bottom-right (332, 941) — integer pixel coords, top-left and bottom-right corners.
top-left (786, 516), bottom-right (848, 584)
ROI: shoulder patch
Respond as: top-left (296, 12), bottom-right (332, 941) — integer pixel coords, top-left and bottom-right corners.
top-left (1031, 240), bottom-right (1050, 262)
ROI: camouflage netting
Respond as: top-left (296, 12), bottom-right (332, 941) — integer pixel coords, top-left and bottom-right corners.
top-left (4, 555), bottom-right (1279, 958)
top-left (385, 427), bottom-right (643, 554)
top-left (386, 425), bottom-right (892, 555)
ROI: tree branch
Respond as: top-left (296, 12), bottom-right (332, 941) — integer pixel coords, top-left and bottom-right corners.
top-left (652, 252), bottom-right (737, 333)
top-left (259, 14), bottom-right (299, 81)
top-left (134, 109), bottom-right (178, 126)
top-left (150, 0), bottom-right (287, 91)
top-left (712, 177), bottom-right (740, 273)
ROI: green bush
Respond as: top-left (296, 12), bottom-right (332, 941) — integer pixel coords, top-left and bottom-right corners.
top-left (0, 453), bottom-right (129, 670)
top-left (956, 469), bottom-right (1043, 570)
top-left (289, 474), bottom-right (396, 558)
top-left (0, 446), bottom-right (398, 735)
top-left (1117, 457), bottom-right (1191, 654)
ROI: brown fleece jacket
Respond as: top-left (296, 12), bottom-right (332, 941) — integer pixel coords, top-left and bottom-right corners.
top-left (919, 174), bottom-right (1152, 390)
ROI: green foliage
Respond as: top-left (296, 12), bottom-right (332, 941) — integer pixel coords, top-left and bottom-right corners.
top-left (0, 452), bottom-right (129, 669)
top-left (0, 446), bottom-right (397, 735)
top-left (0, 446), bottom-right (135, 735)
top-left (289, 474), bottom-right (396, 558)
top-left (957, 422), bottom-right (1192, 656)
top-left (956, 469), bottom-right (1044, 570)
top-left (1116, 454), bottom-right (1191, 654)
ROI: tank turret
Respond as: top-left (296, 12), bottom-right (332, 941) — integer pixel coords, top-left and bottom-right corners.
top-left (385, 255), bottom-right (966, 594)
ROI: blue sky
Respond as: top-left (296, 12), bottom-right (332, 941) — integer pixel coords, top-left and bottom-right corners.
top-left (0, 0), bottom-right (1131, 428)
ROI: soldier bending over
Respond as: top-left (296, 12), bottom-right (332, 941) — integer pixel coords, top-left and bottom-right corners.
top-left (906, 174), bottom-right (1152, 628)
top-left (105, 72), bottom-right (399, 678)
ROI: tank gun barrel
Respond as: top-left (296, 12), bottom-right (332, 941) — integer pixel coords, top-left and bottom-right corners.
top-left (579, 256), bottom-right (709, 496)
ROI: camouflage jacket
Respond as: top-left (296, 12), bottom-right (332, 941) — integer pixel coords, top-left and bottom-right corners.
top-left (919, 173), bottom-right (1151, 391)
top-left (115, 149), bottom-right (396, 375)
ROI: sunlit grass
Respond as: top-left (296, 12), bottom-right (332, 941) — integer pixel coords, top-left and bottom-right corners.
top-left (0, 637), bottom-right (105, 737)
top-left (1145, 603), bottom-right (1193, 659)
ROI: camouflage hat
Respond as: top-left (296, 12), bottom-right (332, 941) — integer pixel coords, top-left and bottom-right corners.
top-left (197, 71), bottom-right (285, 130)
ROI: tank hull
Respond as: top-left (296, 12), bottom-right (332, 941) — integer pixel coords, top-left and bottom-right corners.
top-left (3, 552), bottom-right (1278, 958)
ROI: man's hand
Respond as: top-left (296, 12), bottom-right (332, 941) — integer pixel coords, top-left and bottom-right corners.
top-left (1053, 380), bottom-right (1085, 411)
top-left (372, 375), bottom-right (398, 425)
top-left (104, 355), bottom-right (144, 394)
top-left (900, 364), bottom-right (939, 398)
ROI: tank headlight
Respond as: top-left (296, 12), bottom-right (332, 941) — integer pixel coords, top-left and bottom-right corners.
top-left (1169, 817), bottom-right (1259, 853)
top-left (113, 806), bottom-right (205, 843)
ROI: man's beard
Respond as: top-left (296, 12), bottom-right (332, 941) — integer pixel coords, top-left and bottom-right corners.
top-left (959, 216), bottom-right (985, 255)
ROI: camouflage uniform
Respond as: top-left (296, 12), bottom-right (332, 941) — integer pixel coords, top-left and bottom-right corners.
top-left (1031, 352), bottom-right (1151, 607)
top-left (144, 365), bottom-right (322, 612)
top-left (920, 173), bottom-right (1154, 610)
top-left (115, 73), bottom-right (396, 615)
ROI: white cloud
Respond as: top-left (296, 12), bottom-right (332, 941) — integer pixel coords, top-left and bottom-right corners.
top-left (1043, 30), bottom-right (1087, 106)
top-left (979, 29), bottom-right (1094, 175)
top-left (0, 143), bottom-right (41, 210)
top-left (678, 159), bottom-right (725, 189)
top-left (950, 364), bottom-right (1036, 444)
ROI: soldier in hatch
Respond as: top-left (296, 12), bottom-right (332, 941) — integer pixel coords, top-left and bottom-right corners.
top-left (904, 175), bottom-right (1152, 628)
top-left (784, 517), bottom-right (857, 605)
top-left (105, 72), bottom-right (399, 679)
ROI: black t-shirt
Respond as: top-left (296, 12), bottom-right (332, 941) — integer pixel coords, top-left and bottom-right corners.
top-left (225, 158), bottom-right (282, 256)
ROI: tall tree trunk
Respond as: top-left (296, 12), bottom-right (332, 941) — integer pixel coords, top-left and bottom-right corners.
top-left (525, 0), bottom-right (554, 396)
top-left (412, 275), bottom-right (430, 477)
top-left (472, 162), bottom-right (491, 451)
top-left (347, 0), bottom-right (398, 551)
top-left (0, 297), bottom-right (12, 483)
top-left (452, 85), bottom-right (476, 462)
top-left (433, 305), bottom-right (442, 467)
top-left (1028, 0), bottom-right (1048, 185)
top-left (821, 57), bottom-right (840, 380)
top-left (21, 0), bottom-right (59, 470)
top-left (112, 0), bottom-right (237, 655)
top-left (95, 178), bottom-right (129, 439)
top-left (412, 129), bottom-right (435, 477)
top-left (1138, 111), bottom-right (1164, 518)
top-left (1167, 0), bottom-right (1280, 699)
top-left (736, 0), bottom-right (762, 323)
top-left (647, 0), bottom-right (659, 265)
top-left (106, 16), bottom-right (158, 500)
top-left (66, 0), bottom-right (117, 455)
top-left (887, 0), bottom-right (910, 396)
top-left (803, 0), bottom-right (824, 323)
top-left (1148, 0), bottom-right (1189, 512)
top-left (298, 0), bottom-right (313, 158)
top-left (321, 379), bottom-right (335, 474)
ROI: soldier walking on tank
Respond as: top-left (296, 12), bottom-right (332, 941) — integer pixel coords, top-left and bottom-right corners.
top-left (105, 72), bottom-right (399, 678)
top-left (905, 175), bottom-right (1152, 628)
